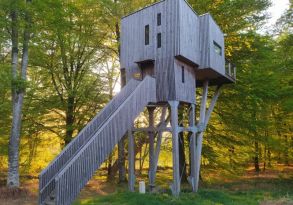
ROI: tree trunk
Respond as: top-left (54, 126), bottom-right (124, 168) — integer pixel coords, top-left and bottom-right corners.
top-left (7, 0), bottom-right (31, 187)
top-left (179, 131), bottom-right (188, 183)
top-left (64, 95), bottom-right (75, 145)
top-left (118, 135), bottom-right (127, 183)
top-left (107, 152), bottom-right (115, 181)
top-left (284, 135), bottom-right (289, 166)
top-left (263, 145), bottom-right (266, 172)
top-left (254, 141), bottom-right (260, 172)
top-left (267, 148), bottom-right (272, 167)
top-left (116, 19), bottom-right (127, 182)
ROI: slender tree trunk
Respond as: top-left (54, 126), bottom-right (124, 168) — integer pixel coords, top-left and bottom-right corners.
top-left (107, 152), bottom-right (115, 181)
top-left (179, 131), bottom-right (187, 183)
top-left (7, 0), bottom-right (31, 187)
top-left (64, 95), bottom-right (75, 145)
top-left (267, 148), bottom-right (272, 167)
top-left (254, 141), bottom-right (260, 172)
top-left (284, 135), bottom-right (289, 166)
top-left (263, 145), bottom-right (266, 172)
top-left (115, 18), bottom-right (127, 182)
top-left (118, 136), bottom-right (127, 182)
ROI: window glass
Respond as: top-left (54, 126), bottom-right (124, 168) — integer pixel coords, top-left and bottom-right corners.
top-left (157, 13), bottom-right (161, 26)
top-left (182, 66), bottom-right (185, 83)
top-left (145, 25), bottom-right (149, 45)
top-left (157, 33), bottom-right (161, 48)
top-left (213, 41), bottom-right (222, 56)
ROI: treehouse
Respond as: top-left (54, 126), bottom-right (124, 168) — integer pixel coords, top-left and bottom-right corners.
top-left (39, 0), bottom-right (236, 204)
top-left (120, 0), bottom-right (236, 104)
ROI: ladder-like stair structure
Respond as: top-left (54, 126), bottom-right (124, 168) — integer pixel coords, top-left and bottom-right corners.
top-left (39, 76), bottom-right (156, 205)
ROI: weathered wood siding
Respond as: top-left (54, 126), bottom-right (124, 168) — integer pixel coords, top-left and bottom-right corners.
top-left (176, 0), bottom-right (200, 65)
top-left (121, 0), bottom-right (227, 101)
top-left (174, 59), bottom-right (196, 103)
top-left (121, 0), bottom-right (180, 102)
top-left (199, 14), bottom-right (225, 75)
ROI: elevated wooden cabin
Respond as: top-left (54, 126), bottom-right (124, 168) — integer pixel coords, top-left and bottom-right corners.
top-left (120, 0), bottom-right (235, 104)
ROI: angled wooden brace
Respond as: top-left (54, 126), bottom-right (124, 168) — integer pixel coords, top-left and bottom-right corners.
top-left (193, 81), bottom-right (222, 192)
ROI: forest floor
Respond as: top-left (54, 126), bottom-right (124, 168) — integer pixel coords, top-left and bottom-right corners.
top-left (0, 165), bottom-right (292, 205)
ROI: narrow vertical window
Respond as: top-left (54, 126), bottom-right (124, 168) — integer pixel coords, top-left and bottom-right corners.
top-left (145, 25), bottom-right (149, 45)
top-left (157, 33), bottom-right (161, 48)
top-left (157, 13), bottom-right (161, 26)
top-left (213, 41), bottom-right (222, 56)
top-left (182, 66), bottom-right (185, 83)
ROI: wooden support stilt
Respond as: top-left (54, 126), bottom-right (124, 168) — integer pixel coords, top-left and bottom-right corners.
top-left (128, 129), bottom-right (135, 192)
top-left (153, 107), bottom-right (168, 174)
top-left (148, 107), bottom-right (156, 191)
top-left (188, 103), bottom-right (197, 191)
top-left (204, 85), bottom-right (222, 128)
top-left (194, 80), bottom-right (209, 192)
top-left (169, 101), bottom-right (180, 197)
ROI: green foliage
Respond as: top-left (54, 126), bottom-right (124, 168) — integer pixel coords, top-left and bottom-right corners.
top-left (0, 0), bottom-right (292, 183)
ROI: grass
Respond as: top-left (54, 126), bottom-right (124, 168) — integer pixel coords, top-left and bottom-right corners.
top-left (73, 166), bottom-right (293, 205)
top-left (1, 165), bottom-right (292, 205)
top-left (73, 188), bottom-right (293, 205)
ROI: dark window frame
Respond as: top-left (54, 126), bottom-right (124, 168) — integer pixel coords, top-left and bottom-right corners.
top-left (181, 66), bottom-right (185, 83)
top-left (157, 13), bottom-right (161, 26)
top-left (213, 41), bottom-right (222, 56)
top-left (145, 25), bottom-right (150, 45)
top-left (157, 33), bottom-right (161, 48)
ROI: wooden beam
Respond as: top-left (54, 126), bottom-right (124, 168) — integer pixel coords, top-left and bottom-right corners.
top-left (169, 101), bottom-right (180, 197)
top-left (188, 103), bottom-right (197, 191)
top-left (204, 85), bottom-right (222, 128)
top-left (132, 126), bottom-right (197, 133)
top-left (194, 80), bottom-right (209, 192)
top-left (148, 107), bottom-right (156, 190)
top-left (128, 129), bottom-right (135, 192)
top-left (153, 107), bottom-right (168, 175)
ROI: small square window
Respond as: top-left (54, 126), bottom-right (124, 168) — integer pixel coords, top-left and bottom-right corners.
top-left (213, 41), bottom-right (222, 56)
top-left (145, 25), bottom-right (149, 45)
top-left (157, 13), bottom-right (161, 26)
top-left (181, 66), bottom-right (185, 83)
top-left (157, 33), bottom-right (161, 48)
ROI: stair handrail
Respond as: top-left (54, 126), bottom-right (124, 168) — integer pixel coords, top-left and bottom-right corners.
top-left (39, 79), bottom-right (140, 204)
top-left (55, 76), bottom-right (156, 205)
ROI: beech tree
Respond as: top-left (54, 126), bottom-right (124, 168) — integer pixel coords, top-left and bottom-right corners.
top-left (5, 0), bottom-right (32, 188)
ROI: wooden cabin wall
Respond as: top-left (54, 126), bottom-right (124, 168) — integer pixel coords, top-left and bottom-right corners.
top-left (120, 0), bottom-right (228, 101)
top-left (155, 0), bottom-right (179, 102)
top-left (208, 15), bottom-right (225, 75)
top-left (199, 14), bottom-right (210, 70)
top-left (199, 14), bottom-right (225, 75)
top-left (176, 0), bottom-right (200, 66)
top-left (121, 0), bottom-right (182, 102)
top-left (174, 59), bottom-right (196, 103)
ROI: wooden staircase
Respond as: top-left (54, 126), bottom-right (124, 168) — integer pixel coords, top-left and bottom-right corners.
top-left (39, 76), bottom-right (156, 205)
